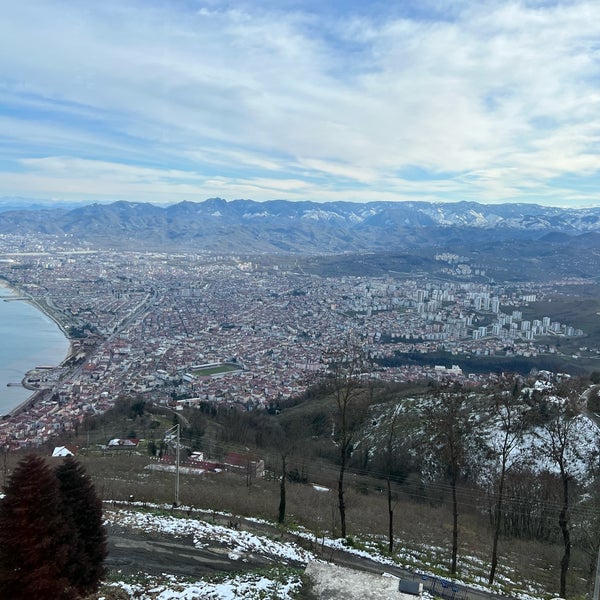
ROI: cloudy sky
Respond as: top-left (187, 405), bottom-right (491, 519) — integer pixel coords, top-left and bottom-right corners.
top-left (1, 0), bottom-right (599, 206)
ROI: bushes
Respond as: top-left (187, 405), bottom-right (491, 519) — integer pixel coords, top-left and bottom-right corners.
top-left (0, 454), bottom-right (107, 600)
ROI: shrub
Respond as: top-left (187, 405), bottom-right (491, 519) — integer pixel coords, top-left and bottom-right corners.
top-left (0, 454), bottom-right (107, 599)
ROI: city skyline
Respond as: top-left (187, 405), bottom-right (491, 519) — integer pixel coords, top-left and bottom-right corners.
top-left (1, 1), bottom-right (600, 207)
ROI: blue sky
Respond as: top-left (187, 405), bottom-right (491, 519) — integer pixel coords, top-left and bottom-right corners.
top-left (1, 0), bottom-right (600, 207)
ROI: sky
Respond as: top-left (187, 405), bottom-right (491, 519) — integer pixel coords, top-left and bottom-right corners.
top-left (1, 0), bottom-right (600, 207)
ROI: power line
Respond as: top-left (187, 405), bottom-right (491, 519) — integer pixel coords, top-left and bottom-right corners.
top-left (166, 435), bottom-right (600, 522)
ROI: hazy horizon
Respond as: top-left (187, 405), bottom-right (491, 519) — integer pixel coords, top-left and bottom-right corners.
top-left (2, 196), bottom-right (600, 211)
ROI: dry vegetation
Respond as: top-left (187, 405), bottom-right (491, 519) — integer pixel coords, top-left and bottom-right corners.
top-left (10, 377), bottom-right (598, 598)
top-left (70, 453), bottom-right (583, 595)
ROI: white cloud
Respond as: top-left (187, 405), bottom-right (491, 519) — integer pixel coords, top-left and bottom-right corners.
top-left (0, 1), bottom-right (599, 205)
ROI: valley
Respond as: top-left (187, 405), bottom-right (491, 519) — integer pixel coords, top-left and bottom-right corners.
top-left (0, 200), bottom-right (599, 598)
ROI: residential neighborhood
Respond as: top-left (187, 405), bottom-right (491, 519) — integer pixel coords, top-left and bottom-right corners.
top-left (0, 236), bottom-right (592, 450)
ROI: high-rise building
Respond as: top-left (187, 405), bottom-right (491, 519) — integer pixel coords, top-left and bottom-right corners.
top-left (491, 297), bottom-right (500, 313)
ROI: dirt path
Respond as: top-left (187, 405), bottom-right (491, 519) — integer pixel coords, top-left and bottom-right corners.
top-left (105, 506), bottom-right (508, 600)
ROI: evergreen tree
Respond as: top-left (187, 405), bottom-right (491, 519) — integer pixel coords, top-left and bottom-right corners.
top-left (0, 454), bottom-right (77, 599)
top-left (55, 456), bottom-right (107, 597)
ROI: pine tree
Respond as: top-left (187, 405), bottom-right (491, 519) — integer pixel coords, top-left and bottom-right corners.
top-left (0, 454), bottom-right (77, 600)
top-left (55, 456), bottom-right (107, 597)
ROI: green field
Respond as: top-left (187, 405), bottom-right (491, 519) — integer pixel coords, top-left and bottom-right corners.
top-left (191, 363), bottom-right (242, 377)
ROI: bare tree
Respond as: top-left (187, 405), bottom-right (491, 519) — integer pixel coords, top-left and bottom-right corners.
top-left (486, 387), bottom-right (524, 585)
top-left (278, 454), bottom-right (287, 524)
top-left (329, 340), bottom-right (370, 539)
top-left (383, 405), bottom-right (401, 553)
top-left (539, 411), bottom-right (575, 597)
top-left (533, 381), bottom-right (598, 598)
top-left (267, 421), bottom-right (291, 525)
top-left (423, 384), bottom-right (474, 575)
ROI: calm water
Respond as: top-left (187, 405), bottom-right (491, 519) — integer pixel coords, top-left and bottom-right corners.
top-left (0, 283), bottom-right (69, 414)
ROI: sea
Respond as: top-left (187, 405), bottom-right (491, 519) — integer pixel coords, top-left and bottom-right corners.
top-left (0, 283), bottom-right (69, 415)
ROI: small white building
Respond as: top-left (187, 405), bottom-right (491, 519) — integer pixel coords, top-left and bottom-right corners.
top-left (52, 446), bottom-right (75, 457)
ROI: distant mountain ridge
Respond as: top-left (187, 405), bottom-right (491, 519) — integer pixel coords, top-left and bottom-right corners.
top-left (0, 198), bottom-right (598, 253)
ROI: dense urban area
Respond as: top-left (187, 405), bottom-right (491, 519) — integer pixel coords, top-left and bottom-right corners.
top-left (0, 233), bottom-right (594, 450)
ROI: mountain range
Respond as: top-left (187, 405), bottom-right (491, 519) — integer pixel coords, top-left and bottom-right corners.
top-left (0, 198), bottom-right (599, 254)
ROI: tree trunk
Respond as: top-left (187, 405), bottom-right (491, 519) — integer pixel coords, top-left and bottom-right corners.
top-left (489, 468), bottom-right (506, 584)
top-left (451, 475), bottom-right (458, 575)
top-left (559, 473), bottom-right (571, 598)
top-left (338, 454), bottom-right (347, 539)
top-left (278, 455), bottom-right (286, 524)
top-left (387, 475), bottom-right (394, 554)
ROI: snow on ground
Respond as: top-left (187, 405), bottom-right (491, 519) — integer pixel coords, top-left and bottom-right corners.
top-left (103, 502), bottom-right (547, 600)
top-left (304, 562), bottom-right (433, 600)
top-left (105, 507), bottom-right (315, 564)
top-left (104, 504), bottom-right (311, 599)
top-left (102, 570), bottom-right (303, 600)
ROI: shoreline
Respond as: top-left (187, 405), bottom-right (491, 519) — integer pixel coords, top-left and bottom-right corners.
top-left (26, 296), bottom-right (76, 367)
top-left (0, 280), bottom-right (73, 418)
top-left (6, 389), bottom-right (47, 418)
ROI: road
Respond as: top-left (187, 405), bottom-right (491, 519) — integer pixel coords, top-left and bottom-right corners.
top-left (105, 513), bottom-right (508, 600)
top-left (106, 524), bottom-right (278, 577)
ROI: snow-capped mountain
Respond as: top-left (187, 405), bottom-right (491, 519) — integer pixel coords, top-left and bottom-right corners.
top-left (0, 198), bottom-right (598, 253)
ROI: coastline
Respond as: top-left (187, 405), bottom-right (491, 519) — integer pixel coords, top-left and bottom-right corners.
top-left (6, 389), bottom-right (47, 418)
top-left (25, 295), bottom-right (75, 366)
top-left (0, 280), bottom-right (73, 418)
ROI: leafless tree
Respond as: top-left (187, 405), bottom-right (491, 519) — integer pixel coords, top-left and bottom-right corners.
top-left (533, 381), bottom-right (597, 598)
top-left (278, 454), bottom-right (287, 524)
top-left (384, 406), bottom-right (401, 553)
top-left (423, 384), bottom-right (475, 575)
top-left (328, 339), bottom-right (370, 539)
top-left (486, 386), bottom-right (525, 585)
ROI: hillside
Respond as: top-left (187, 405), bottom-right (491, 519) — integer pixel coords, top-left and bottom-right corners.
top-left (45, 372), bottom-right (600, 598)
